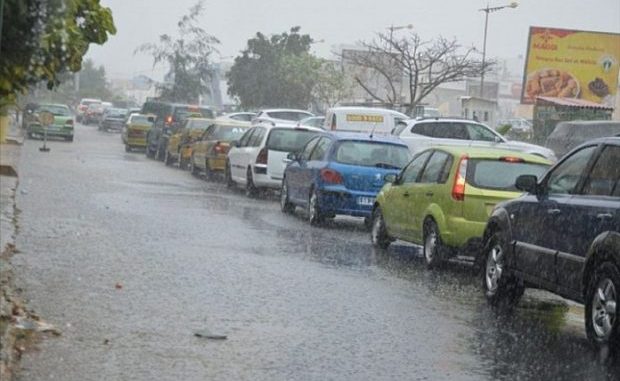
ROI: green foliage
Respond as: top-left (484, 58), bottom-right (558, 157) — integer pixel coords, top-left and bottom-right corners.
top-left (0, 0), bottom-right (116, 107)
top-left (496, 124), bottom-right (512, 136)
top-left (135, 1), bottom-right (219, 104)
top-left (227, 27), bottom-right (320, 109)
top-left (313, 62), bottom-right (353, 110)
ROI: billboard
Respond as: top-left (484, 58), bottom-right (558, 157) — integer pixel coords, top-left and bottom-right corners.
top-left (521, 27), bottom-right (620, 105)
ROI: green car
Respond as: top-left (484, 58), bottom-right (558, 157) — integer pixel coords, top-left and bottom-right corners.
top-left (27, 103), bottom-right (74, 142)
top-left (370, 145), bottom-right (551, 268)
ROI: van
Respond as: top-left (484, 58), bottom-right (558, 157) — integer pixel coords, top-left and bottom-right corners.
top-left (324, 107), bottom-right (409, 135)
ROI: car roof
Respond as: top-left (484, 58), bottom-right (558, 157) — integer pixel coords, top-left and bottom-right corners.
top-left (424, 145), bottom-right (552, 164)
top-left (260, 108), bottom-right (313, 113)
top-left (574, 136), bottom-right (620, 147)
top-left (328, 106), bottom-right (409, 119)
top-left (407, 117), bottom-right (483, 125)
top-left (327, 131), bottom-right (408, 146)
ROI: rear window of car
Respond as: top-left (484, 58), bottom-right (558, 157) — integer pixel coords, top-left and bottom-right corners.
top-left (266, 128), bottom-right (320, 152)
top-left (107, 108), bottom-right (128, 118)
top-left (129, 115), bottom-right (152, 125)
top-left (187, 119), bottom-right (213, 130)
top-left (334, 141), bottom-right (410, 169)
top-left (211, 126), bottom-right (249, 141)
top-left (39, 105), bottom-right (70, 116)
top-left (467, 159), bottom-right (549, 191)
top-left (174, 107), bottom-right (215, 121)
top-left (266, 111), bottom-right (313, 121)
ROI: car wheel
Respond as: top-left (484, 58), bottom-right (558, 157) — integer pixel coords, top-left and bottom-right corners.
top-left (189, 154), bottom-right (199, 176)
top-left (125, 145), bottom-right (131, 153)
top-left (483, 230), bottom-right (524, 308)
top-left (179, 156), bottom-right (188, 170)
top-left (280, 179), bottom-right (295, 214)
top-left (225, 161), bottom-right (235, 189)
top-left (370, 207), bottom-right (391, 249)
top-left (245, 168), bottom-right (258, 198)
top-left (164, 150), bottom-right (172, 166)
top-left (423, 220), bottom-right (445, 268)
top-left (204, 159), bottom-right (214, 180)
top-left (585, 262), bottom-right (620, 349)
top-left (156, 144), bottom-right (165, 161)
top-left (307, 189), bottom-right (323, 225)
top-left (65, 136), bottom-right (74, 142)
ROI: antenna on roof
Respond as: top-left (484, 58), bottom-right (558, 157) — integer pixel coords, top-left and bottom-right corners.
top-left (369, 122), bottom-right (378, 139)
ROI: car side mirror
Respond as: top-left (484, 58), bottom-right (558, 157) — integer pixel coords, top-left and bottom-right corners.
top-left (515, 174), bottom-right (538, 194)
top-left (384, 173), bottom-right (397, 183)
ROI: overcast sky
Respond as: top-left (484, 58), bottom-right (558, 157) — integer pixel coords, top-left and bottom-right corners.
top-left (86, 0), bottom-right (620, 80)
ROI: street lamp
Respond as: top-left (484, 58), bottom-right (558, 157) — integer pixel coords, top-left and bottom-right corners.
top-left (479, 2), bottom-right (518, 97)
top-left (387, 24), bottom-right (414, 44)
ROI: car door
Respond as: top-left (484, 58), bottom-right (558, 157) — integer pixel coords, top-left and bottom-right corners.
top-left (193, 127), bottom-right (213, 169)
top-left (511, 144), bottom-right (598, 286)
top-left (287, 137), bottom-right (320, 203)
top-left (555, 144), bottom-right (620, 293)
top-left (305, 137), bottom-right (332, 202)
top-left (229, 128), bottom-right (255, 181)
top-left (382, 150), bottom-right (432, 239)
top-left (408, 150), bottom-right (453, 243)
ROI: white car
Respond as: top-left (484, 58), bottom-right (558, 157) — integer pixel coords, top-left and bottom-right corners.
top-left (226, 123), bottom-right (323, 196)
top-left (393, 118), bottom-right (557, 162)
top-left (217, 112), bottom-right (256, 123)
top-left (252, 109), bottom-right (315, 126)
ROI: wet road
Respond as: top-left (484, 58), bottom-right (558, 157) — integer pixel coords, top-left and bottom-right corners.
top-left (12, 124), bottom-right (619, 380)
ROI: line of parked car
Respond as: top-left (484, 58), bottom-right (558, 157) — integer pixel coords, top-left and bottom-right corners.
top-left (30, 97), bottom-right (618, 350)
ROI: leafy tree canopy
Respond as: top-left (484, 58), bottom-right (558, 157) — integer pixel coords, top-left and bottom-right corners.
top-left (227, 27), bottom-right (321, 110)
top-left (0, 0), bottom-right (116, 108)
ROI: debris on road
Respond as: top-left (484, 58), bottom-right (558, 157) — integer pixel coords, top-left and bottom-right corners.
top-left (115, 282), bottom-right (123, 290)
top-left (194, 328), bottom-right (227, 340)
top-left (13, 316), bottom-right (61, 336)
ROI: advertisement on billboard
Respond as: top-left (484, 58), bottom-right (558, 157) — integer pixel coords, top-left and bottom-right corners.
top-left (521, 27), bottom-right (620, 105)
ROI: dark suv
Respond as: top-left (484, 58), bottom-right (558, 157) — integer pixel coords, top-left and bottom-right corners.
top-left (481, 137), bottom-right (620, 348)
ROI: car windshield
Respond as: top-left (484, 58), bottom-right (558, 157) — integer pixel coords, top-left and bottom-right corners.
top-left (38, 105), bottom-right (70, 116)
top-left (211, 125), bottom-right (249, 140)
top-left (468, 159), bottom-right (549, 191)
top-left (266, 111), bottom-right (313, 121)
top-left (335, 141), bottom-right (410, 168)
top-left (266, 128), bottom-right (320, 151)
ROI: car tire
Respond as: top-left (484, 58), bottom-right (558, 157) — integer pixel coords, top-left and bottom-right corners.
top-left (585, 261), bottom-right (620, 349)
top-left (482, 230), bottom-right (524, 308)
top-left (164, 150), bottom-right (172, 166)
top-left (307, 188), bottom-right (323, 225)
top-left (156, 144), bottom-right (165, 161)
top-left (225, 161), bottom-right (235, 189)
top-left (65, 136), bottom-right (74, 142)
top-left (370, 207), bottom-right (391, 249)
top-left (423, 219), bottom-right (445, 269)
top-left (189, 154), bottom-right (199, 176)
top-left (245, 168), bottom-right (258, 198)
top-left (125, 145), bottom-right (131, 153)
top-left (204, 159), bottom-right (214, 181)
top-left (280, 179), bottom-right (295, 214)
top-left (179, 156), bottom-right (188, 170)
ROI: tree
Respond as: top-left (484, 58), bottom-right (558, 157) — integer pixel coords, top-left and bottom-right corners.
top-left (0, 0), bottom-right (116, 108)
top-left (312, 61), bottom-right (354, 110)
top-left (135, 1), bottom-right (219, 104)
top-left (344, 32), bottom-right (491, 114)
top-left (76, 59), bottom-right (111, 99)
top-left (227, 27), bottom-right (320, 109)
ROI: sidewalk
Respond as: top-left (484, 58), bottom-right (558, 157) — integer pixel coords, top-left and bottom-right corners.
top-left (0, 120), bottom-right (23, 380)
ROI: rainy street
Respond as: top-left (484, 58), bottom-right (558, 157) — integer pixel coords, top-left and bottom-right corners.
top-left (8, 124), bottom-right (618, 380)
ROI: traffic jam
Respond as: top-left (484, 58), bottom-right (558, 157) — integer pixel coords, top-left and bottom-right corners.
top-left (65, 98), bottom-right (618, 352)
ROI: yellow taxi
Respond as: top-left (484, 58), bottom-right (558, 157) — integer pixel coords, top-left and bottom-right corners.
top-left (123, 114), bottom-right (154, 152)
top-left (164, 117), bottom-right (215, 167)
top-left (190, 121), bottom-right (250, 178)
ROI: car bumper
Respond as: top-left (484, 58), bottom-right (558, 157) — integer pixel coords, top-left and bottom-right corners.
top-left (126, 137), bottom-right (147, 147)
top-left (443, 216), bottom-right (486, 248)
top-left (29, 125), bottom-right (73, 137)
top-left (316, 186), bottom-right (378, 218)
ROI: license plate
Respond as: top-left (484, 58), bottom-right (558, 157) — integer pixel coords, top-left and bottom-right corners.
top-left (357, 197), bottom-right (375, 206)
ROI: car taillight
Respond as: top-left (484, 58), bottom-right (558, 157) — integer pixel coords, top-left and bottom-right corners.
top-left (165, 115), bottom-right (173, 125)
top-left (256, 147), bottom-right (268, 164)
top-left (320, 168), bottom-right (343, 184)
top-left (451, 156), bottom-right (468, 201)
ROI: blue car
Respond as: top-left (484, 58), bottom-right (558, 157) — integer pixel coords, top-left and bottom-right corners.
top-left (280, 132), bottom-right (411, 225)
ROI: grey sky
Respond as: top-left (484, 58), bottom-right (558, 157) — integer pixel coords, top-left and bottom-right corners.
top-left (87, 0), bottom-right (620, 80)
